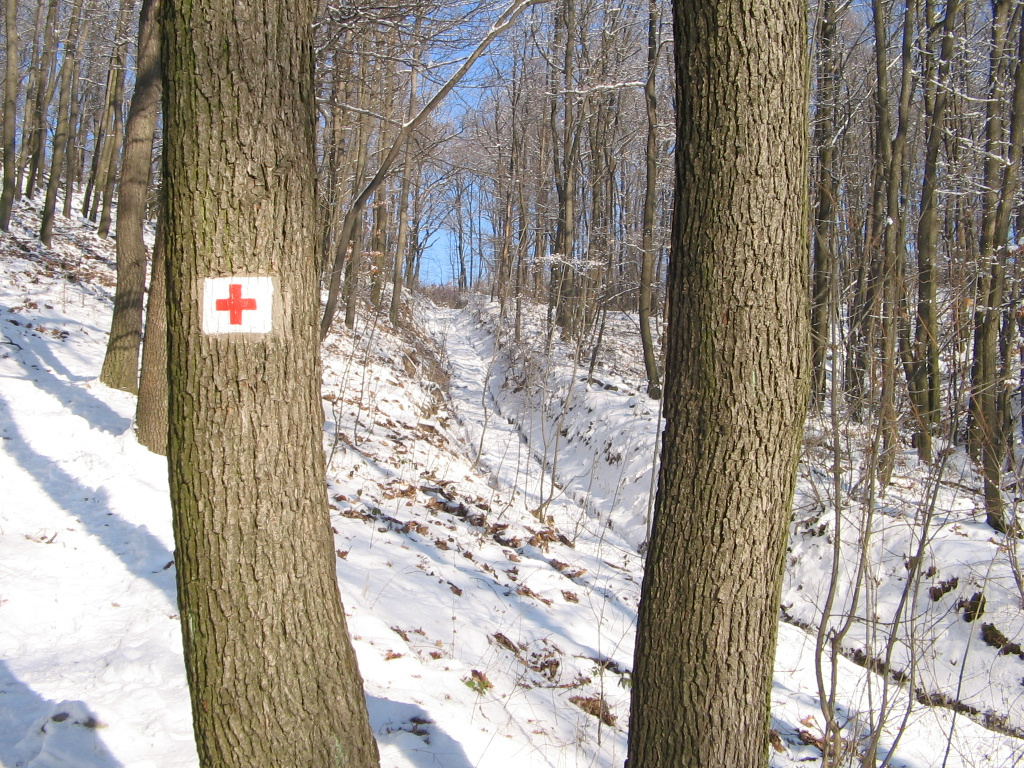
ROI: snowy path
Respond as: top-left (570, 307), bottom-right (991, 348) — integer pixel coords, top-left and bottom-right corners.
top-left (421, 303), bottom-right (646, 558)
top-left (422, 305), bottom-right (553, 512)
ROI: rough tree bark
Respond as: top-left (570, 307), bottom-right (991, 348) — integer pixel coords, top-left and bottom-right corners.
top-left (626, 0), bottom-right (809, 764)
top-left (161, 0), bottom-right (381, 764)
top-left (100, 0), bottom-right (162, 394)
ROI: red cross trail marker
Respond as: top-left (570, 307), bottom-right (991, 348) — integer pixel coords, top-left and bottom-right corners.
top-left (216, 283), bottom-right (258, 325)
top-left (203, 276), bottom-right (274, 334)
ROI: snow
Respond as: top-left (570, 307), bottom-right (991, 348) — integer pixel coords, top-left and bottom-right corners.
top-left (2, 197), bottom-right (1023, 767)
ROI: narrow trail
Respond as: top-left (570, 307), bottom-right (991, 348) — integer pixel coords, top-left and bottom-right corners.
top-left (422, 306), bottom-right (540, 503)
top-left (422, 304), bottom-right (632, 555)
top-left (421, 300), bottom-right (658, 557)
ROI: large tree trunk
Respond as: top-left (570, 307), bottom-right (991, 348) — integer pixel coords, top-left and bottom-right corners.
top-left (626, 0), bottom-right (809, 764)
top-left (161, 0), bottom-right (381, 764)
top-left (100, 0), bottom-right (162, 394)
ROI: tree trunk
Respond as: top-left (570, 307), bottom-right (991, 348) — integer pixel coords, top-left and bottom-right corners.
top-left (626, 0), bottom-right (808, 765)
top-left (61, 54), bottom-right (84, 220)
top-left (983, 8), bottom-right (1024, 533)
top-left (971, 0), bottom-right (1014, 532)
top-left (100, 0), bottom-right (162, 394)
top-left (22, 0), bottom-right (58, 200)
top-left (388, 109), bottom-right (415, 327)
top-left (96, 56), bottom-right (127, 239)
top-left (810, 0), bottom-right (837, 411)
top-left (638, 0), bottom-right (662, 400)
top-left (14, 0), bottom-right (45, 200)
top-left (1, 0), bottom-right (18, 230)
top-left (82, 0), bottom-right (135, 219)
top-left (136, 214), bottom-right (167, 454)
top-left (871, 0), bottom-right (917, 488)
top-left (161, 0), bottom-right (381, 763)
top-left (39, 0), bottom-right (84, 247)
top-left (368, 192), bottom-right (387, 309)
top-left (913, 0), bottom-right (961, 462)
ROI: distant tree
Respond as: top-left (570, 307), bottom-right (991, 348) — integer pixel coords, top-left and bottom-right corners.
top-left (39, 0), bottom-right (84, 247)
top-left (638, 0), bottom-right (662, 400)
top-left (161, 0), bottom-right (380, 764)
top-left (626, 0), bottom-right (809, 765)
top-left (20, 0), bottom-right (59, 200)
top-left (99, 0), bottom-right (161, 394)
top-left (1, 0), bottom-right (17, 230)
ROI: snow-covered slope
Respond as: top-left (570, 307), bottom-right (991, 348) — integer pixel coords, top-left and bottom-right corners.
top-left (2, 197), bottom-right (1022, 767)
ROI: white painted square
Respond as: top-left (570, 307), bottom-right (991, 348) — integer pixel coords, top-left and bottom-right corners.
top-left (202, 276), bottom-right (274, 334)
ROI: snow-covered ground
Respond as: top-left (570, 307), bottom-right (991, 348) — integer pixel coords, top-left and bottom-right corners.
top-left (2, 197), bottom-right (1023, 767)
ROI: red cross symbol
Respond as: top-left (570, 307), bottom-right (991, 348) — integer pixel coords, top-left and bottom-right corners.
top-left (215, 283), bottom-right (258, 325)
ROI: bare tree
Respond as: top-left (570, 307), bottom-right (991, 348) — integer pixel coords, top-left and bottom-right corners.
top-left (161, 0), bottom-right (381, 761)
top-left (626, 0), bottom-right (809, 765)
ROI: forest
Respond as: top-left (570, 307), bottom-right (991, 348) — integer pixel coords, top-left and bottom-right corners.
top-left (2, 0), bottom-right (1024, 765)
top-left (3, 0), bottom-right (1022, 472)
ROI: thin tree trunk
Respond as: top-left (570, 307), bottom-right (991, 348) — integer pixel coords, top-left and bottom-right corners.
top-left (913, 0), bottom-right (961, 461)
top-left (388, 94), bottom-right (415, 327)
top-left (22, 0), bottom-right (58, 199)
top-left (971, 0), bottom-right (1014, 531)
top-left (96, 60), bottom-right (127, 239)
top-left (81, 65), bottom-right (114, 218)
top-left (810, 0), bottom-right (838, 411)
top-left (368, 192), bottom-right (387, 309)
top-left (871, 0), bottom-right (917, 487)
top-left (14, 0), bottom-right (45, 199)
top-left (39, 0), bottom-right (84, 247)
top-left (986, 9), bottom-right (1024, 531)
top-left (343, 215), bottom-right (365, 328)
top-left (0, 0), bottom-right (19, 229)
top-left (62, 54), bottom-right (84, 220)
top-left (86, 0), bottom-right (135, 221)
top-left (639, 0), bottom-right (662, 400)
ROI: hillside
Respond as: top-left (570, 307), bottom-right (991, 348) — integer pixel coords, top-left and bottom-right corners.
top-left (1, 198), bottom-right (1023, 767)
